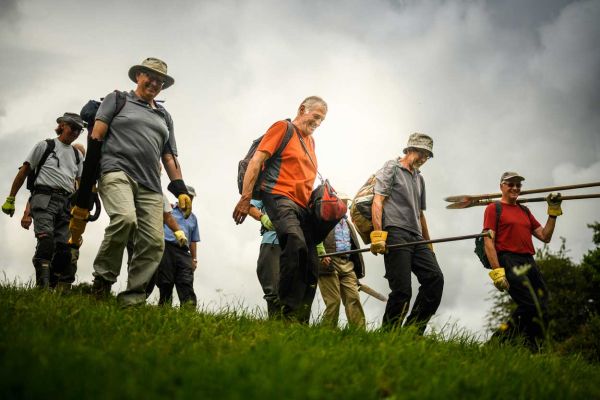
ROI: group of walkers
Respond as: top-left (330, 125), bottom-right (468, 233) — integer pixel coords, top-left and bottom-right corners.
top-left (1, 56), bottom-right (564, 349)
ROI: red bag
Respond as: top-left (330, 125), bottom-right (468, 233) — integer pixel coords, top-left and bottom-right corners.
top-left (309, 180), bottom-right (347, 223)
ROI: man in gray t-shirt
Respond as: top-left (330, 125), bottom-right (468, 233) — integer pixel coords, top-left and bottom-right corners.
top-left (2, 113), bottom-right (85, 288)
top-left (69, 57), bottom-right (193, 307)
top-left (370, 133), bottom-right (444, 334)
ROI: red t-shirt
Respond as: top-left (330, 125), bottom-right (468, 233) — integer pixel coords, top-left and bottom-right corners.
top-left (483, 202), bottom-right (541, 255)
top-left (257, 120), bottom-right (317, 208)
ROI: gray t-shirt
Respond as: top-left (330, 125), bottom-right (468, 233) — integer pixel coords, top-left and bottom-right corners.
top-left (96, 90), bottom-right (178, 193)
top-left (374, 159), bottom-right (426, 235)
top-left (25, 138), bottom-right (83, 194)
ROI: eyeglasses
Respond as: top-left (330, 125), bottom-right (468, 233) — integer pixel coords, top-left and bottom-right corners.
top-left (502, 182), bottom-right (522, 189)
top-left (142, 71), bottom-right (166, 86)
top-left (416, 149), bottom-right (431, 160)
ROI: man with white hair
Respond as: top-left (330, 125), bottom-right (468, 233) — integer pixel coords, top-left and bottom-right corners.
top-left (370, 133), bottom-right (444, 334)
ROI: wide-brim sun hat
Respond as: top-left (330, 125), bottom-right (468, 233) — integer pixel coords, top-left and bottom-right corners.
top-left (500, 171), bottom-right (525, 183)
top-left (56, 112), bottom-right (86, 130)
top-left (128, 57), bottom-right (175, 89)
top-left (403, 132), bottom-right (434, 157)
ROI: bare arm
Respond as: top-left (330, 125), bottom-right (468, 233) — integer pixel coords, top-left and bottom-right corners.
top-left (532, 217), bottom-right (557, 243)
top-left (162, 153), bottom-right (183, 181)
top-left (419, 211), bottom-right (431, 241)
top-left (248, 205), bottom-right (262, 221)
top-left (9, 164), bottom-right (30, 197)
top-left (484, 234), bottom-right (501, 269)
top-left (190, 242), bottom-right (197, 271)
top-left (163, 211), bottom-right (181, 232)
top-left (371, 193), bottom-right (386, 231)
top-left (90, 120), bottom-right (109, 141)
top-left (232, 150), bottom-right (269, 224)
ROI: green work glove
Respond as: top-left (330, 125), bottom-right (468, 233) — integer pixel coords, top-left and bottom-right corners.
top-left (174, 230), bottom-right (188, 247)
top-left (489, 267), bottom-right (510, 292)
top-left (2, 196), bottom-right (15, 217)
top-left (316, 242), bottom-right (326, 256)
top-left (178, 194), bottom-right (192, 219)
top-left (260, 214), bottom-right (275, 231)
top-left (370, 230), bottom-right (388, 255)
top-left (546, 192), bottom-right (563, 217)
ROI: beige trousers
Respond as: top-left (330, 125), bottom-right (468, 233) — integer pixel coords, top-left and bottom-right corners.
top-left (318, 256), bottom-right (366, 329)
top-left (93, 171), bottom-right (164, 306)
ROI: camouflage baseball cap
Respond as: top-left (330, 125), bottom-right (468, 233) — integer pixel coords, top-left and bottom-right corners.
top-left (56, 112), bottom-right (86, 130)
top-left (403, 132), bottom-right (433, 157)
top-left (500, 171), bottom-right (525, 183)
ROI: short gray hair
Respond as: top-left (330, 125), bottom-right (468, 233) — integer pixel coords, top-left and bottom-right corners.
top-left (300, 96), bottom-right (328, 112)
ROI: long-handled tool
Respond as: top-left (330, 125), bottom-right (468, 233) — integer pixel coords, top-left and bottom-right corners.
top-left (444, 181), bottom-right (600, 204)
top-left (358, 282), bottom-right (387, 302)
top-left (446, 193), bottom-right (600, 209)
top-left (319, 231), bottom-right (492, 258)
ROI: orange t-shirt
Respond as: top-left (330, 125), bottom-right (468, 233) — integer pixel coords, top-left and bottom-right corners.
top-left (257, 120), bottom-right (318, 208)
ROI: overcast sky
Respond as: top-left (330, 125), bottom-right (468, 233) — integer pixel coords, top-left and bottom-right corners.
top-left (1, 0), bottom-right (598, 337)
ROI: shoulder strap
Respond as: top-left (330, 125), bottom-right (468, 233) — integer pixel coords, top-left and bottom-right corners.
top-left (518, 204), bottom-right (531, 215)
top-left (274, 120), bottom-right (294, 158)
top-left (30, 139), bottom-right (56, 188)
top-left (72, 146), bottom-right (80, 164)
top-left (114, 90), bottom-right (127, 117)
top-left (494, 201), bottom-right (502, 239)
top-left (295, 124), bottom-right (322, 182)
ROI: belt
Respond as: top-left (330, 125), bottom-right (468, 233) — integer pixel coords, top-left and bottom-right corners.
top-left (33, 186), bottom-right (72, 197)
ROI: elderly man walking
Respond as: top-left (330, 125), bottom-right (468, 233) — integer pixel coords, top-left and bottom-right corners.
top-left (233, 96), bottom-right (328, 322)
top-left (370, 133), bottom-right (444, 334)
top-left (2, 113), bottom-right (85, 288)
top-left (69, 57), bottom-right (192, 306)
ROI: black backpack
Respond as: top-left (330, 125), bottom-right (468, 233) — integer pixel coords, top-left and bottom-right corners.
top-left (26, 139), bottom-right (81, 191)
top-left (80, 90), bottom-right (127, 132)
top-left (237, 120), bottom-right (294, 199)
top-left (474, 201), bottom-right (531, 269)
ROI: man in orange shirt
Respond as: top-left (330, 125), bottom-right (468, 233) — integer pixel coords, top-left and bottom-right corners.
top-left (233, 96), bottom-right (328, 322)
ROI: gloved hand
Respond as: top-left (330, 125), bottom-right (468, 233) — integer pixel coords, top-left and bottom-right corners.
top-left (2, 196), bottom-right (15, 217)
top-left (489, 267), bottom-right (510, 292)
top-left (174, 230), bottom-right (188, 247)
top-left (370, 230), bottom-right (388, 255)
top-left (260, 214), bottom-right (275, 231)
top-left (178, 194), bottom-right (192, 219)
top-left (546, 192), bottom-right (563, 217)
top-left (316, 242), bottom-right (326, 256)
top-left (68, 206), bottom-right (90, 248)
top-left (427, 243), bottom-right (434, 252)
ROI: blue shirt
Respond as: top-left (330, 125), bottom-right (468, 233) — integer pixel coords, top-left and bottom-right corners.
top-left (250, 199), bottom-right (278, 245)
top-left (334, 216), bottom-right (352, 252)
top-left (164, 205), bottom-right (200, 245)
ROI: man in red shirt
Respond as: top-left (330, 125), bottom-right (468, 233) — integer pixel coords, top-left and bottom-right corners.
top-left (233, 96), bottom-right (328, 322)
top-left (484, 171), bottom-right (562, 348)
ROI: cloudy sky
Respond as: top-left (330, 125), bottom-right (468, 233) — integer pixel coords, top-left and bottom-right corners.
top-left (1, 0), bottom-right (598, 337)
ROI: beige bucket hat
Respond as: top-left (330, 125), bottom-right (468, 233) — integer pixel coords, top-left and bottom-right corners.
top-left (128, 57), bottom-right (175, 89)
top-left (403, 132), bottom-right (434, 157)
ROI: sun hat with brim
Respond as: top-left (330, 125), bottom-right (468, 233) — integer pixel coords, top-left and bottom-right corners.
top-left (403, 132), bottom-right (434, 157)
top-left (128, 57), bottom-right (175, 89)
top-left (500, 171), bottom-right (525, 183)
top-left (56, 112), bottom-right (86, 130)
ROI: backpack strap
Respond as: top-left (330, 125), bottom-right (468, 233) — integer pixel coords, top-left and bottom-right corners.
top-left (493, 201), bottom-right (502, 241)
top-left (72, 146), bottom-right (80, 164)
top-left (29, 139), bottom-right (56, 190)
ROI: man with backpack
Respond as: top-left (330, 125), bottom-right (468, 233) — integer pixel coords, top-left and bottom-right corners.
top-left (232, 96), bottom-right (328, 322)
top-left (69, 57), bottom-right (193, 307)
top-left (484, 172), bottom-right (562, 348)
top-left (370, 133), bottom-right (444, 334)
top-left (2, 112), bottom-right (85, 288)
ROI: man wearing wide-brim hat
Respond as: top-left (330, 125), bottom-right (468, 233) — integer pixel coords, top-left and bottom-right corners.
top-left (370, 132), bottom-right (444, 334)
top-left (2, 112), bottom-right (85, 289)
top-left (70, 57), bottom-right (193, 307)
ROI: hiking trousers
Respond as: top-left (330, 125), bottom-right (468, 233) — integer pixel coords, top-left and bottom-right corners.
top-left (262, 193), bottom-right (319, 323)
top-left (93, 171), bottom-right (164, 306)
top-left (382, 227), bottom-right (444, 333)
top-left (257, 243), bottom-right (281, 317)
top-left (156, 241), bottom-right (197, 307)
top-left (318, 256), bottom-right (366, 329)
top-left (498, 252), bottom-right (549, 346)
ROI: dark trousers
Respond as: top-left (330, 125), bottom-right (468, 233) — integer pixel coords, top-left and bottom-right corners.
top-left (498, 252), bottom-right (549, 345)
top-left (155, 241), bottom-right (197, 307)
top-left (262, 193), bottom-right (319, 323)
top-left (257, 243), bottom-right (281, 317)
top-left (382, 227), bottom-right (444, 333)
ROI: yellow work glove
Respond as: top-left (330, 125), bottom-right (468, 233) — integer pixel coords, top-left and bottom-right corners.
top-left (427, 243), bottom-right (434, 252)
top-left (174, 230), bottom-right (188, 247)
top-left (370, 230), bottom-right (388, 255)
top-left (178, 194), bottom-right (192, 219)
top-left (68, 206), bottom-right (89, 248)
top-left (2, 196), bottom-right (15, 217)
top-left (260, 214), bottom-right (275, 231)
top-left (489, 267), bottom-right (510, 292)
top-left (546, 192), bottom-right (563, 217)
top-left (316, 242), bottom-right (326, 256)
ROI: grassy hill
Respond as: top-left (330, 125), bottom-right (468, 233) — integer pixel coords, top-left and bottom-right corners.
top-left (1, 285), bottom-right (599, 399)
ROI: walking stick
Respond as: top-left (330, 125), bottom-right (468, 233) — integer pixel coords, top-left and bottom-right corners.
top-left (444, 181), bottom-right (600, 204)
top-left (358, 282), bottom-right (387, 302)
top-left (446, 193), bottom-right (600, 209)
top-left (319, 231), bottom-right (492, 258)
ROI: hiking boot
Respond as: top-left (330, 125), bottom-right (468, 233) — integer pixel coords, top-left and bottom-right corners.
top-left (34, 260), bottom-right (51, 289)
top-left (55, 281), bottom-right (72, 293)
top-left (91, 277), bottom-right (112, 299)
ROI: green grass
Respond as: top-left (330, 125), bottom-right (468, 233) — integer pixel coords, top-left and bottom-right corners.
top-left (1, 285), bottom-right (599, 399)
